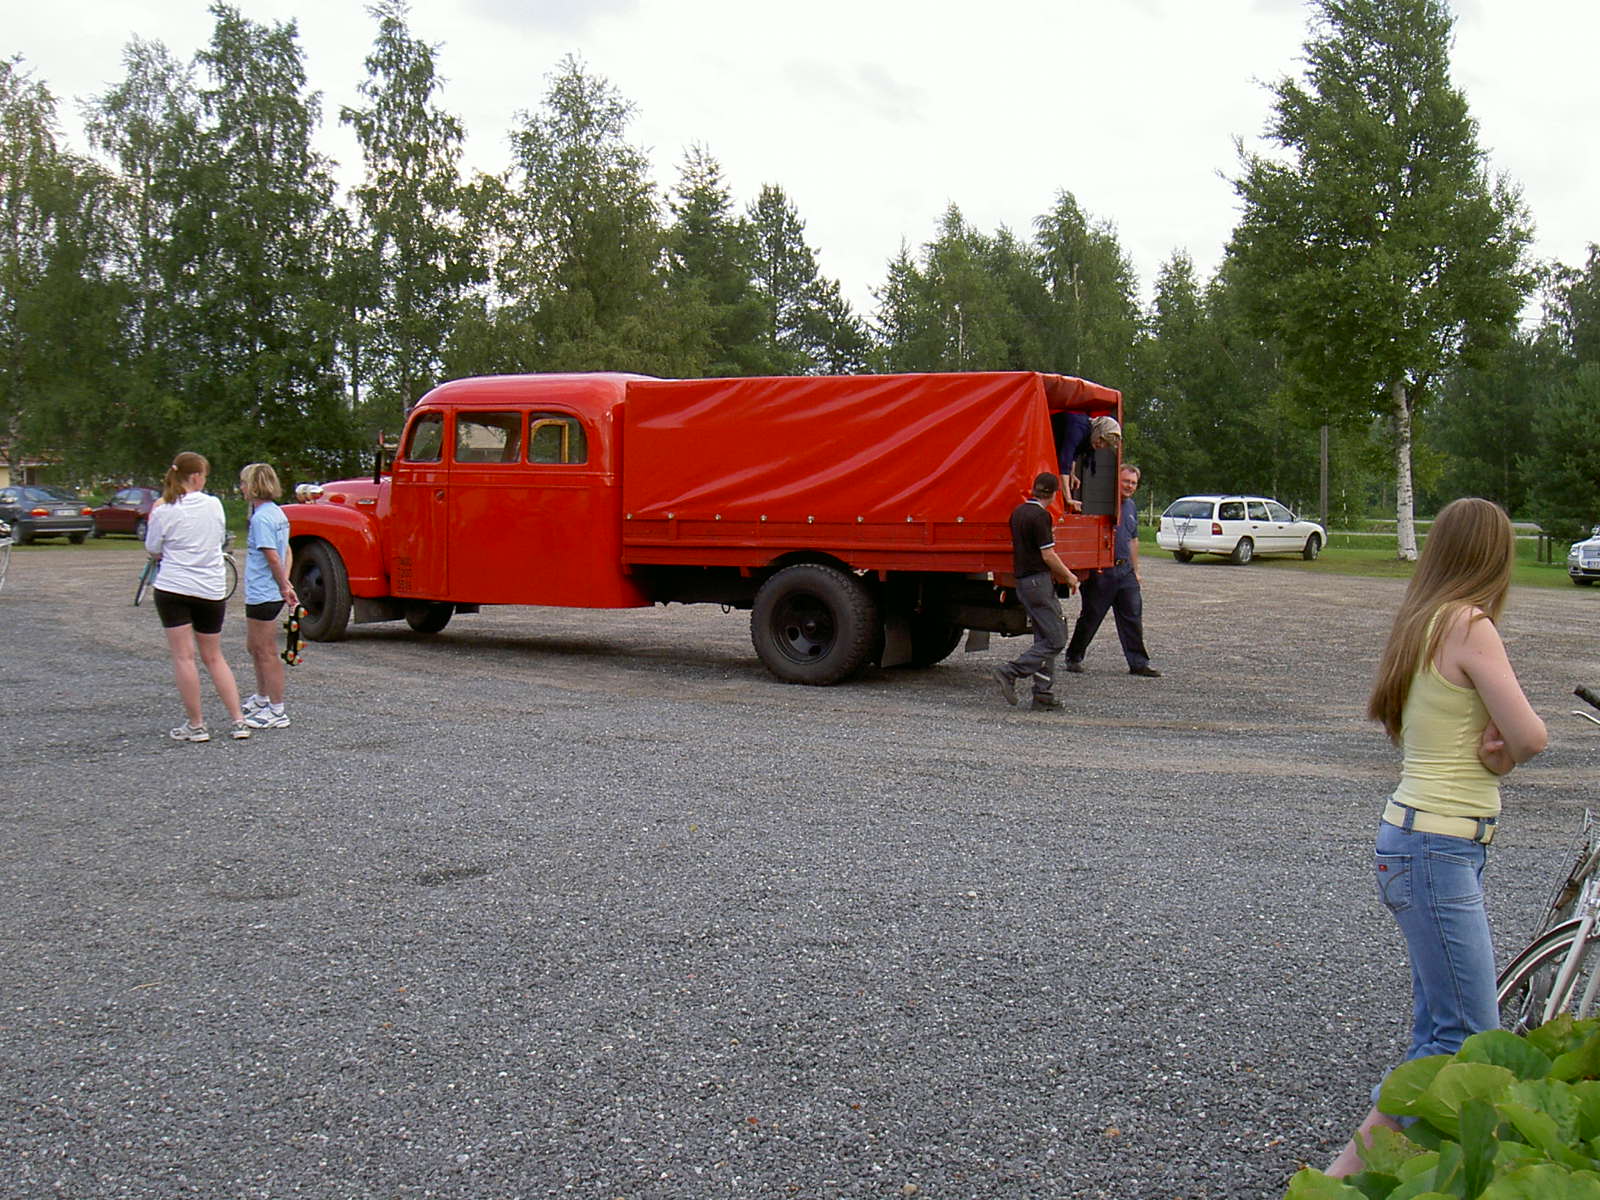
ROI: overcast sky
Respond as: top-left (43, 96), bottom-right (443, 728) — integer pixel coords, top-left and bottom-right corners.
top-left (13, 0), bottom-right (1600, 316)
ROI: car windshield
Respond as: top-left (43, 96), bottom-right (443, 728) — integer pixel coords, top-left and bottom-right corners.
top-left (1164, 500), bottom-right (1213, 519)
top-left (33, 486), bottom-right (80, 501)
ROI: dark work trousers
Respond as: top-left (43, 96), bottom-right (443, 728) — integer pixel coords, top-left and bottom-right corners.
top-left (1001, 573), bottom-right (1067, 697)
top-left (1066, 563), bottom-right (1151, 670)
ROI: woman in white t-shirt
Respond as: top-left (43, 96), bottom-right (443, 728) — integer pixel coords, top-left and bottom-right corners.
top-left (144, 451), bottom-right (250, 742)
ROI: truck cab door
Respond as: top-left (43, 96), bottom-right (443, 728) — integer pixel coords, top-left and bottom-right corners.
top-left (388, 410), bottom-right (449, 597)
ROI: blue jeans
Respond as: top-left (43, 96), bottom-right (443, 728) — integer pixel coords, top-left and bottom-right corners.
top-left (1373, 819), bottom-right (1496, 1092)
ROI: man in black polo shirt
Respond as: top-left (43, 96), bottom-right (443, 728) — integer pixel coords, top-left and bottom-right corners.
top-left (991, 472), bottom-right (1079, 711)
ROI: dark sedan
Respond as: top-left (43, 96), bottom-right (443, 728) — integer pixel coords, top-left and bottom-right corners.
top-left (91, 486), bottom-right (161, 539)
top-left (0, 485), bottom-right (95, 544)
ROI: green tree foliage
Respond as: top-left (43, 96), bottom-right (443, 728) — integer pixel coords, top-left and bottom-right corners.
top-left (1034, 191), bottom-right (1140, 386)
top-left (495, 55), bottom-right (691, 375)
top-left (342, 0), bottom-right (482, 429)
top-left (1553, 246), bottom-right (1600, 367)
top-left (746, 184), bottom-right (868, 375)
top-left (170, 3), bottom-right (357, 478)
top-left (1228, 0), bottom-right (1532, 558)
top-left (664, 145), bottom-right (769, 376)
top-left (83, 38), bottom-right (199, 476)
top-left (1525, 365), bottom-right (1600, 541)
top-left (0, 58), bottom-right (125, 480)
top-left (1422, 327), bottom-right (1561, 516)
top-left (871, 205), bottom-right (1043, 373)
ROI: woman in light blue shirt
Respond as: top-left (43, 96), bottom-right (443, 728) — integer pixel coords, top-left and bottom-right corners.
top-left (239, 463), bottom-right (299, 729)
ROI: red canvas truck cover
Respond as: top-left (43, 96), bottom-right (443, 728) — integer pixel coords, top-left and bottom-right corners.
top-left (620, 371), bottom-right (1119, 576)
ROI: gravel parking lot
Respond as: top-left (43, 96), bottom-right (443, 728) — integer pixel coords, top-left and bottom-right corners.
top-left (2, 545), bottom-right (1597, 1199)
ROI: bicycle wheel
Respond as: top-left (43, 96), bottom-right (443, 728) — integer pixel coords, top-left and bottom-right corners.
top-left (224, 554), bottom-right (238, 600)
top-left (1498, 922), bottom-right (1600, 1033)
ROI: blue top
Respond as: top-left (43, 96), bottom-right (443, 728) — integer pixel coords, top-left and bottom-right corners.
top-left (1051, 411), bottom-right (1091, 478)
top-left (245, 501), bottom-right (290, 604)
top-left (1114, 496), bottom-right (1137, 562)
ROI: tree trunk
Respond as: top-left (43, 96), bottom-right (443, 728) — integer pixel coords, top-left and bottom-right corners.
top-left (1393, 378), bottom-right (1418, 561)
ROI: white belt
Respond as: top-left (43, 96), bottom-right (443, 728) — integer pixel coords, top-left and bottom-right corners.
top-left (1382, 799), bottom-right (1496, 845)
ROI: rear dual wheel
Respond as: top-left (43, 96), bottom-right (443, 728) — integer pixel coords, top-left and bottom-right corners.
top-left (751, 563), bottom-right (879, 685)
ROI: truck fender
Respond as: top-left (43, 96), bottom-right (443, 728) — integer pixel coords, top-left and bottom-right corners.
top-left (285, 505), bottom-right (387, 597)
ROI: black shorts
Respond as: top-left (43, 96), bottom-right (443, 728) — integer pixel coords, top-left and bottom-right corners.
top-left (246, 600), bottom-right (285, 622)
top-left (153, 589), bottom-right (227, 635)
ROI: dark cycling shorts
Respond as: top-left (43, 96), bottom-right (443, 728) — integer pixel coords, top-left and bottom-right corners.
top-left (153, 589), bottom-right (227, 635)
top-left (245, 600), bottom-right (285, 622)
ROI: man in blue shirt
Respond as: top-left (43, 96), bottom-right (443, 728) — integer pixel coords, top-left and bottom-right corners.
top-left (992, 472), bottom-right (1080, 711)
top-left (1064, 463), bottom-right (1161, 678)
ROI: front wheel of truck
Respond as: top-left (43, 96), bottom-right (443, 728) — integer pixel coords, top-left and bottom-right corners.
top-left (292, 539), bottom-right (352, 641)
top-left (752, 563), bottom-right (880, 685)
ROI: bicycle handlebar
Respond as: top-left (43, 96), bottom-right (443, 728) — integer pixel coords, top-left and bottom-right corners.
top-left (1576, 686), bottom-right (1600, 712)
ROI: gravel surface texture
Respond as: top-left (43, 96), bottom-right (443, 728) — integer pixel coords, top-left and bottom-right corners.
top-left (1, 545), bottom-right (1597, 1199)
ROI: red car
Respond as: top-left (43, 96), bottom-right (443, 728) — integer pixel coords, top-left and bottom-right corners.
top-left (91, 486), bottom-right (161, 539)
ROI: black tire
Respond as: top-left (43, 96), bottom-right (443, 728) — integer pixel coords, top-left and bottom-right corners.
top-left (405, 601), bottom-right (454, 634)
top-left (751, 563), bottom-right (879, 685)
top-left (1574, 577), bottom-right (1595, 587)
top-left (1497, 921), bottom-right (1596, 1034)
top-left (14, 527), bottom-right (30, 546)
top-left (223, 555), bottom-right (239, 600)
top-left (291, 539), bottom-right (352, 641)
top-left (1230, 538), bottom-right (1254, 565)
top-left (905, 613), bottom-right (964, 668)
top-left (1302, 534), bottom-right (1322, 561)
top-left (1173, 550), bottom-right (1194, 563)
top-left (68, 532), bottom-right (87, 544)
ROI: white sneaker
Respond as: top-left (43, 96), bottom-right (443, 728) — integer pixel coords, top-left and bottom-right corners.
top-left (244, 706), bottom-right (289, 730)
top-left (229, 720), bottom-right (252, 740)
top-left (242, 694), bottom-right (269, 715)
top-left (169, 722), bottom-right (210, 743)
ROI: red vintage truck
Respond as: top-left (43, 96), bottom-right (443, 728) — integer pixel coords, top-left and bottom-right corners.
top-left (283, 370), bottom-right (1122, 685)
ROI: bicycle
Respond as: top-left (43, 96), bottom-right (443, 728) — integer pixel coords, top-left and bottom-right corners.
top-left (0, 518), bottom-right (11, 592)
top-left (1495, 686), bottom-right (1600, 1033)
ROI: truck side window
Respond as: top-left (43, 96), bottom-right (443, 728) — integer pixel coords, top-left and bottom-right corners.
top-left (403, 412), bottom-right (444, 463)
top-left (455, 412), bottom-right (524, 464)
top-left (528, 414), bottom-right (588, 464)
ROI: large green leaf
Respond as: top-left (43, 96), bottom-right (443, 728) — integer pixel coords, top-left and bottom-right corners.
top-left (1458, 1030), bottom-right (1555, 1080)
top-left (1283, 1168), bottom-right (1370, 1199)
top-left (1552, 1032), bottom-right (1600, 1083)
top-left (1408, 1063), bottom-right (1518, 1137)
top-left (1382, 1057), bottom-right (1452, 1117)
top-left (1496, 1098), bottom-right (1592, 1171)
top-left (1478, 1163), bottom-right (1600, 1199)
top-left (1361, 1124), bottom-right (1429, 1176)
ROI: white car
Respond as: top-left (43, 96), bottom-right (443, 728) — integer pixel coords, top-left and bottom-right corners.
top-left (1568, 527), bottom-right (1600, 586)
top-left (1157, 495), bottom-right (1327, 565)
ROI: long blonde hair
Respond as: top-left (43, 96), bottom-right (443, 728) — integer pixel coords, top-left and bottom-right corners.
top-left (161, 451), bottom-right (209, 505)
top-left (1367, 497), bottom-right (1515, 741)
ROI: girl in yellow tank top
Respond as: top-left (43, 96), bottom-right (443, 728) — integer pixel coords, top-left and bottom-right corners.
top-left (1323, 499), bottom-right (1546, 1179)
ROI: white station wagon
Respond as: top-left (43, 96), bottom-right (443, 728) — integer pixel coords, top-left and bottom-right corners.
top-left (1156, 495), bottom-right (1327, 565)
top-left (1568, 527), bottom-right (1600, 586)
